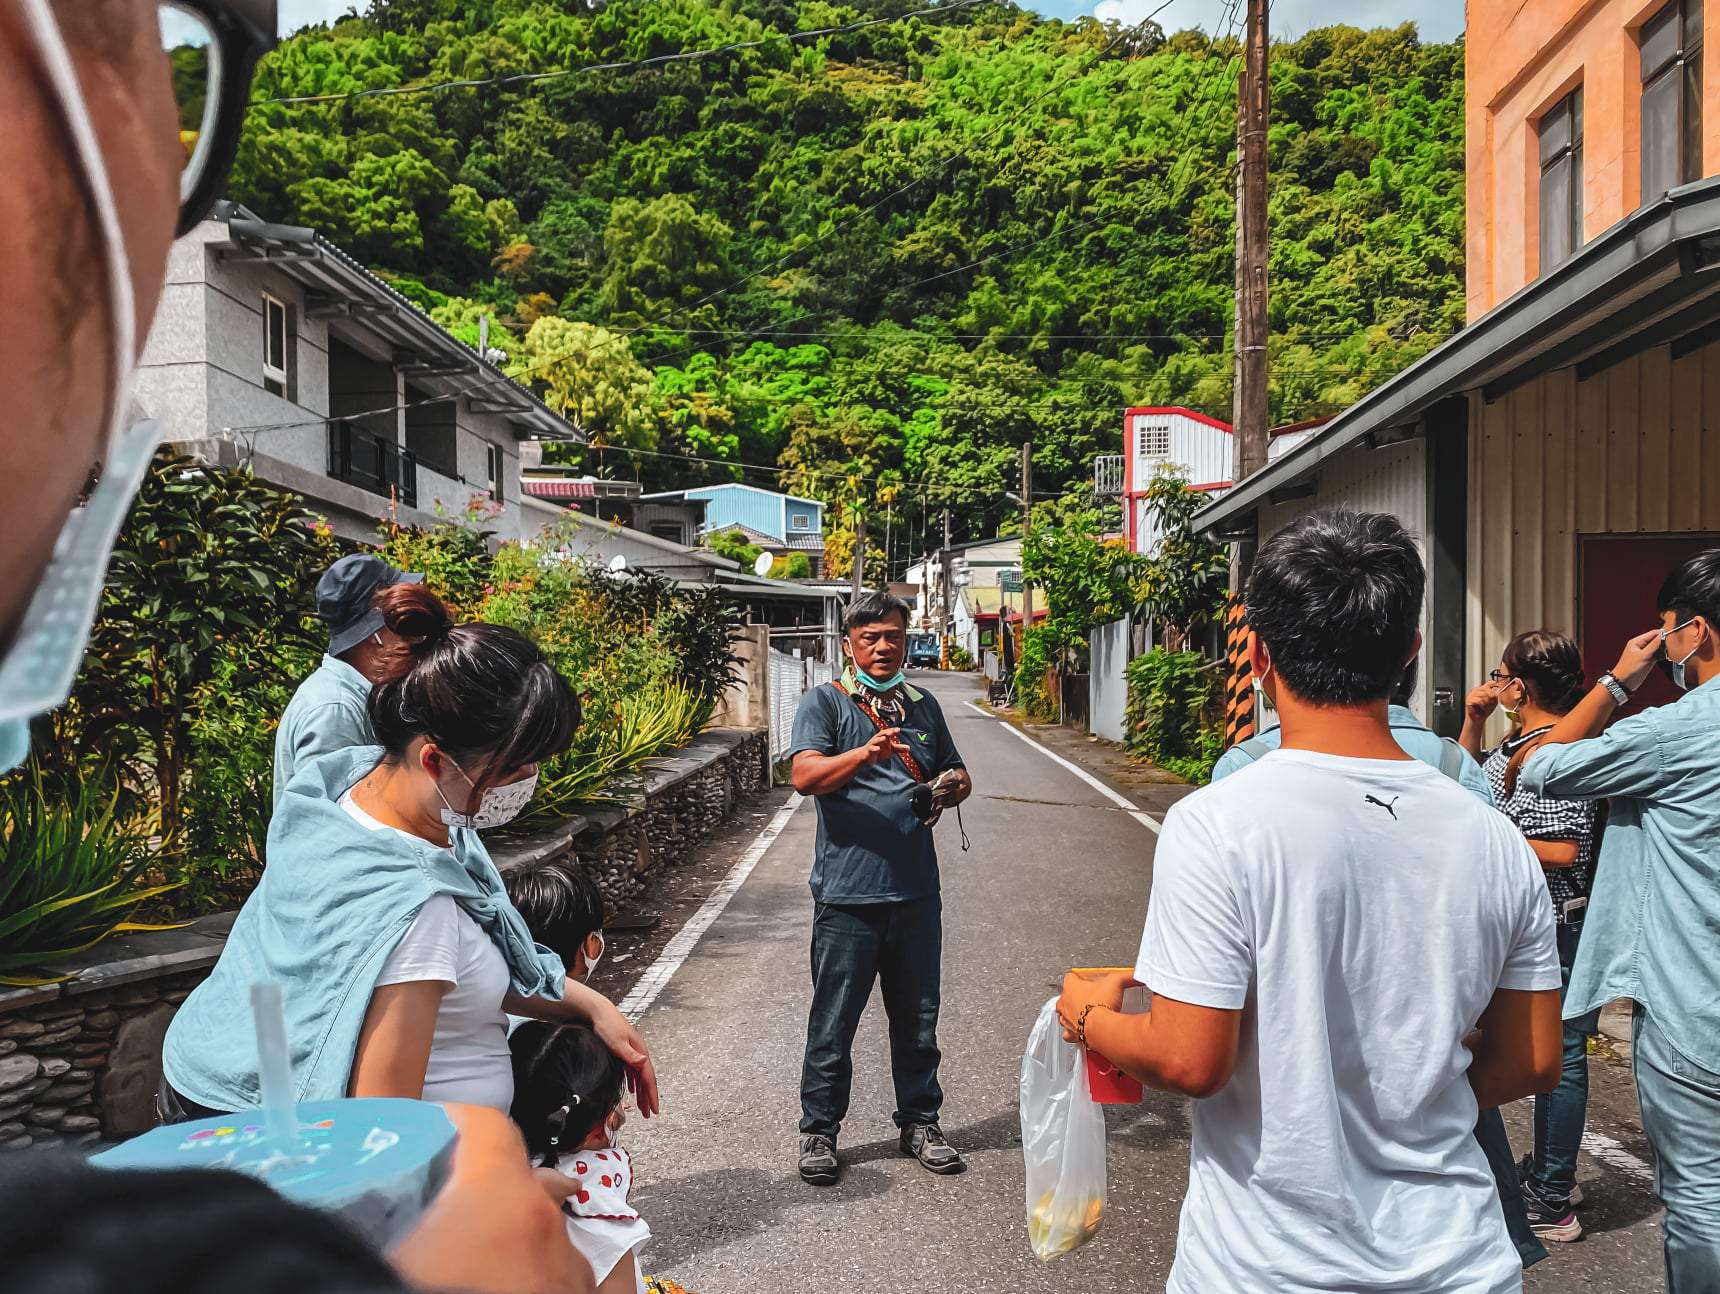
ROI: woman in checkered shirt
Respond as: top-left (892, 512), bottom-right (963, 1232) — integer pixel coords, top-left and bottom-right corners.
top-left (1460, 629), bottom-right (1599, 1245)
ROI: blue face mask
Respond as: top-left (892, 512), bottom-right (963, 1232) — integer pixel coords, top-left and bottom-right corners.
top-left (0, 1), bottom-right (155, 774)
top-left (853, 667), bottom-right (906, 693)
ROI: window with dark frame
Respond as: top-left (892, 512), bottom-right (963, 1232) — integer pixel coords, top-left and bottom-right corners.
top-left (486, 442), bottom-right (503, 502)
top-left (1641, 0), bottom-right (1704, 204)
top-left (1539, 88), bottom-right (1584, 273)
top-left (262, 293), bottom-right (288, 396)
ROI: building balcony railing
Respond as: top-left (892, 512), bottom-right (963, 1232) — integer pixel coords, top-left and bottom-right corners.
top-left (328, 419), bottom-right (417, 509)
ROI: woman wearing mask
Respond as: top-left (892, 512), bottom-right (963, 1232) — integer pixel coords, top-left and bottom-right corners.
top-left (162, 584), bottom-right (658, 1119)
top-left (1460, 630), bottom-right (1598, 1244)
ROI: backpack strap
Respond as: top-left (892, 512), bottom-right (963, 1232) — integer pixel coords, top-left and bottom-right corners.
top-left (1435, 737), bottom-right (1470, 785)
top-left (1232, 735), bottom-right (1276, 764)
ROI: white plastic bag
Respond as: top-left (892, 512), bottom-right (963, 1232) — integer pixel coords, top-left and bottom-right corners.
top-left (1019, 996), bottom-right (1108, 1259)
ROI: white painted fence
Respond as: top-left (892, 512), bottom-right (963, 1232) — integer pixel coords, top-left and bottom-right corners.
top-left (766, 650), bottom-right (837, 761)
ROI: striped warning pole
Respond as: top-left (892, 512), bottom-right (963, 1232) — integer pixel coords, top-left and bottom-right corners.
top-left (1222, 594), bottom-right (1255, 747)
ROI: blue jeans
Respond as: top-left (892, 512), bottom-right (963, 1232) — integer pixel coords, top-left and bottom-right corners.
top-left (1527, 922), bottom-right (1594, 1209)
top-left (1476, 1105), bottom-right (1547, 1269)
top-left (799, 895), bottom-right (943, 1139)
top-left (1634, 1005), bottom-right (1720, 1293)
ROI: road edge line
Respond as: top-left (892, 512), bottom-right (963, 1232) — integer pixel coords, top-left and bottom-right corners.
top-left (1579, 1127), bottom-right (1656, 1188)
top-left (967, 700), bottom-right (1160, 834)
top-left (617, 791), bottom-right (805, 1023)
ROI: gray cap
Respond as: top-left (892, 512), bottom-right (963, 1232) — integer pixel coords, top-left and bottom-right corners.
top-left (316, 554), bottom-right (423, 655)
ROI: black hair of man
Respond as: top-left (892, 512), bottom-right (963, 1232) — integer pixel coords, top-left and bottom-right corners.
top-left (1389, 656), bottom-right (1419, 710)
top-left (505, 860), bottom-right (606, 967)
top-left (1656, 547), bottom-right (1720, 627)
top-left (842, 590), bottom-right (911, 634)
top-left (1245, 508), bottom-right (1425, 706)
top-left (0, 1156), bottom-right (405, 1294)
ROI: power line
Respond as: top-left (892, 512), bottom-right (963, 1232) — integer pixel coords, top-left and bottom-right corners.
top-left (251, 0), bottom-right (990, 108)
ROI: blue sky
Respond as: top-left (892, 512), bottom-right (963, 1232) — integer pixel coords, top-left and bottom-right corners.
top-left (270, 0), bottom-right (1463, 43)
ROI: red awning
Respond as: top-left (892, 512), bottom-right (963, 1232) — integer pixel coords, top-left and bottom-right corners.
top-left (523, 479), bottom-right (597, 500)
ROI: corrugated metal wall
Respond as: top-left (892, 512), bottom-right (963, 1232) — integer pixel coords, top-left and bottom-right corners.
top-left (688, 484), bottom-right (785, 539)
top-left (1466, 340), bottom-right (1720, 686)
top-left (1259, 439), bottom-right (1432, 718)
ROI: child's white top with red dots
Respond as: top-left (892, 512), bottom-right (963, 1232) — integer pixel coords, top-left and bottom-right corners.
top-left (556, 1147), bottom-right (649, 1294)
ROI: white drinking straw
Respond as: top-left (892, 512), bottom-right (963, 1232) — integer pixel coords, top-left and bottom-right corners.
top-left (250, 981), bottom-right (297, 1151)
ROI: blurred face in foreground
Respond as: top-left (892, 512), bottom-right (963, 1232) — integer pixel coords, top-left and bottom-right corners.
top-left (0, 0), bottom-right (182, 644)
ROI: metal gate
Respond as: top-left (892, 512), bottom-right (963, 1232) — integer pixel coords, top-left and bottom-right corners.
top-left (767, 652), bottom-right (838, 761)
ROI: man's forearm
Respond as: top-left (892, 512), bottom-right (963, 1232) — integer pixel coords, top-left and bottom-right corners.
top-left (791, 748), bottom-right (869, 795)
top-left (1539, 683), bottom-right (1618, 748)
top-left (1082, 1004), bottom-right (1228, 1100)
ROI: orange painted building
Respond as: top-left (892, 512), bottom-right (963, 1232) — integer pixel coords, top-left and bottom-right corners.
top-left (1468, 0), bottom-right (1718, 316)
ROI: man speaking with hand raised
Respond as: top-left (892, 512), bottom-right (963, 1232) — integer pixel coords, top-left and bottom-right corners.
top-left (788, 591), bottom-right (972, 1187)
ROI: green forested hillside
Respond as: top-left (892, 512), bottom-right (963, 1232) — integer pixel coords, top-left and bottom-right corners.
top-left (231, 0), bottom-right (1464, 554)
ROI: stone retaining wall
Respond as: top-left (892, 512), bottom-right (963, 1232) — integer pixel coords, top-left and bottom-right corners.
top-left (0, 728), bottom-right (769, 1149)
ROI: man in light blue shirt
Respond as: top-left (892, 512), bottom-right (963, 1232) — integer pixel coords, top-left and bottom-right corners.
top-left (1211, 660), bottom-right (1493, 803)
top-left (1520, 548), bottom-right (1720, 1293)
top-left (272, 554), bottom-right (422, 806)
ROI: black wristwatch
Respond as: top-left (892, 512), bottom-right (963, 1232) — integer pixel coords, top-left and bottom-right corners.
top-left (1597, 671), bottom-right (1632, 706)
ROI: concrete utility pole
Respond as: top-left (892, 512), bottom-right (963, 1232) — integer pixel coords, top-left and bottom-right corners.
top-left (940, 507), bottom-right (953, 668)
top-left (851, 509), bottom-right (866, 596)
top-left (1020, 441), bottom-right (1034, 632)
top-left (1231, 0), bottom-right (1270, 590)
top-left (1225, 0), bottom-right (1271, 749)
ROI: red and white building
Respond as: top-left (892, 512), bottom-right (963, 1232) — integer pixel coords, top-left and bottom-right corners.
top-left (1121, 407), bottom-right (1328, 555)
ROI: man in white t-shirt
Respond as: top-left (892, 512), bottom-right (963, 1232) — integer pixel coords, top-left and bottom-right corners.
top-left (1058, 509), bottom-right (1563, 1293)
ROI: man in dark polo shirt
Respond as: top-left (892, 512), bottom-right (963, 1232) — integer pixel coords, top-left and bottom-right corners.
top-left (788, 590), bottom-right (973, 1186)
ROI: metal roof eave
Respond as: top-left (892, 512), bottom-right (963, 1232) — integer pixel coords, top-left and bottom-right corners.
top-left (218, 214), bottom-right (583, 444)
top-left (1194, 177), bottom-right (1720, 535)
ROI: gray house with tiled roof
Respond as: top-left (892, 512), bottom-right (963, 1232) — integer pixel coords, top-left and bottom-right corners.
top-left (135, 202), bottom-right (582, 543)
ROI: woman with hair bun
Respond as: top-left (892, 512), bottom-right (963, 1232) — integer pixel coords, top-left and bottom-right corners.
top-left (1460, 628), bottom-right (1598, 1244)
top-left (163, 585), bottom-right (658, 1123)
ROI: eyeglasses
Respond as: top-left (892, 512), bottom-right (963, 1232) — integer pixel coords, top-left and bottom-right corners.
top-left (1659, 617), bottom-right (1698, 644)
top-left (1487, 670), bottom-right (1517, 684)
top-left (158, 1), bottom-right (277, 236)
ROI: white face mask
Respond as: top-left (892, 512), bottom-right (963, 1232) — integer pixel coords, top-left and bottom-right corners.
top-left (1661, 618), bottom-right (1702, 693)
top-left (0, 0), bottom-right (159, 773)
top-left (436, 757), bottom-right (539, 830)
top-left (583, 931), bottom-right (605, 982)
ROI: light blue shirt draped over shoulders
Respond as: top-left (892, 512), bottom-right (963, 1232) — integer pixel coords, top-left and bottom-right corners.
top-left (1210, 704), bottom-right (1494, 805)
top-left (163, 746), bottom-right (565, 1112)
top-left (273, 655), bottom-right (374, 807)
top-left (1521, 674), bottom-right (1720, 1070)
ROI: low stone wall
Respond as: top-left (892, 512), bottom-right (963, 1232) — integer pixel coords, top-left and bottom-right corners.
top-left (0, 727), bottom-right (769, 1150)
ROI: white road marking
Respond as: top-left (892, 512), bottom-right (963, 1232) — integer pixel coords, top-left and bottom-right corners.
top-left (1581, 1128), bottom-right (1657, 1188)
top-left (967, 700), bottom-right (1161, 833)
top-left (617, 793), bottom-right (804, 1023)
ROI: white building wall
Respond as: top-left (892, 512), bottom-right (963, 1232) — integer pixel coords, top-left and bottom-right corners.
top-left (1258, 439), bottom-right (1431, 718)
top-left (1127, 410), bottom-right (1231, 492)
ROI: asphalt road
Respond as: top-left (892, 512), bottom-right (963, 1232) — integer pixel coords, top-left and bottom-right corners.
top-left (618, 670), bottom-right (1668, 1293)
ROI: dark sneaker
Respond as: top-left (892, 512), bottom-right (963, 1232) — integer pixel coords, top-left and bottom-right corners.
top-left (899, 1122), bottom-right (966, 1175)
top-left (1517, 1154), bottom-right (1584, 1208)
top-left (1521, 1185), bottom-right (1584, 1242)
top-left (799, 1134), bottom-right (839, 1185)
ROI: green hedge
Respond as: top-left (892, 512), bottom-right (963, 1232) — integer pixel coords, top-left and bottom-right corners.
top-left (1124, 650), bottom-right (1224, 785)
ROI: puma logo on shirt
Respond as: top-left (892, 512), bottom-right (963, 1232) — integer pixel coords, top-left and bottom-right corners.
top-left (1363, 794), bottom-right (1400, 820)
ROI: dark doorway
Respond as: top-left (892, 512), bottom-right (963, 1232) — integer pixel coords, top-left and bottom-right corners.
top-left (1578, 532), bottom-right (1720, 716)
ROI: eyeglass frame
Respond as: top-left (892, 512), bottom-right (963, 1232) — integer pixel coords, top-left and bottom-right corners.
top-left (163, 0), bottom-right (277, 236)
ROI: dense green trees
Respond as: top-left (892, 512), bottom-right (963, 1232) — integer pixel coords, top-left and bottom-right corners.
top-left (235, 1), bottom-right (1464, 565)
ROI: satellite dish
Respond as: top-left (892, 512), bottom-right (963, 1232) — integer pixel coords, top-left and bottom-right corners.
top-left (607, 553), bottom-right (628, 572)
top-left (752, 552), bottom-right (775, 577)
